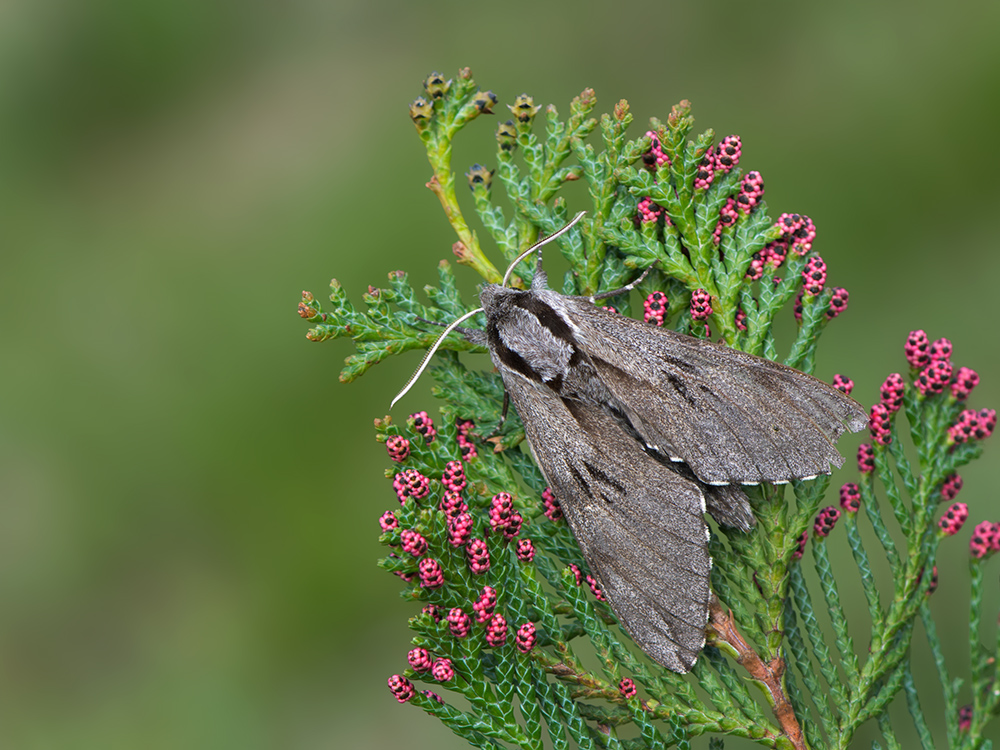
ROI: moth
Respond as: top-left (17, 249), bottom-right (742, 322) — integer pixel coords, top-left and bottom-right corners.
top-left (394, 212), bottom-right (868, 672)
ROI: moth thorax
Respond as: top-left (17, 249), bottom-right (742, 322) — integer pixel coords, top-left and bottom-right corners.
top-left (499, 305), bottom-right (576, 383)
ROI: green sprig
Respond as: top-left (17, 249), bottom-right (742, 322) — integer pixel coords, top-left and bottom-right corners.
top-left (301, 67), bottom-right (997, 750)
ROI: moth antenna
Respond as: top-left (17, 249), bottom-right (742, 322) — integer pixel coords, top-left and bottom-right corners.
top-left (589, 265), bottom-right (655, 302)
top-left (390, 307), bottom-right (485, 409)
top-left (501, 211), bottom-right (587, 288)
top-left (393, 211), bottom-right (584, 408)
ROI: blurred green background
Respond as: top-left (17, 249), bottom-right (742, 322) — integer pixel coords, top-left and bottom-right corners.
top-left (2, 1), bottom-right (998, 747)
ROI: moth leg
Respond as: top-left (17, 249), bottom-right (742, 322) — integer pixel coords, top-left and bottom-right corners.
top-left (485, 389), bottom-right (510, 438)
top-left (476, 389), bottom-right (511, 440)
top-left (588, 265), bottom-right (654, 302)
top-left (416, 315), bottom-right (470, 332)
top-left (416, 316), bottom-right (487, 346)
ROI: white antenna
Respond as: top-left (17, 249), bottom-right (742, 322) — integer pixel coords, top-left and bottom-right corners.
top-left (390, 211), bottom-right (587, 408)
top-left (390, 307), bottom-right (484, 408)
top-left (501, 211), bottom-right (587, 287)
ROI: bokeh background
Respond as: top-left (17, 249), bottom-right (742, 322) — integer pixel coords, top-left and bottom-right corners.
top-left (3, 1), bottom-right (999, 748)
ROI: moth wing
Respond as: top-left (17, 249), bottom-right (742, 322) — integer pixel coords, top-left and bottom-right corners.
top-left (558, 296), bottom-right (868, 485)
top-left (504, 374), bottom-right (712, 672)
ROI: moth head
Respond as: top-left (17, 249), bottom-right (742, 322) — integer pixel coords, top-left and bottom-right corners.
top-left (478, 283), bottom-right (519, 315)
top-left (391, 211), bottom-right (586, 409)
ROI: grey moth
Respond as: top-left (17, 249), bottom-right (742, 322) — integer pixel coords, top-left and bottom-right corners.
top-left (395, 212), bottom-right (868, 672)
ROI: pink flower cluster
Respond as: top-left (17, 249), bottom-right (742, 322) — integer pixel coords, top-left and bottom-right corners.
top-left (456, 419), bottom-right (477, 459)
top-left (515, 622), bottom-right (536, 653)
top-left (951, 367), bottom-right (980, 400)
top-left (736, 171), bottom-right (764, 214)
top-left (586, 574), bottom-right (605, 601)
top-left (418, 558), bottom-right (443, 588)
top-left (694, 152), bottom-right (715, 191)
top-left (473, 585), bottom-right (497, 623)
top-left (448, 512), bottom-right (473, 548)
top-left (447, 607), bottom-right (471, 637)
top-left (441, 459), bottom-right (466, 492)
top-left (430, 658), bottom-right (454, 682)
top-left (636, 197), bottom-right (665, 225)
top-left (568, 564), bottom-right (583, 586)
top-left (386, 435), bottom-right (411, 462)
top-left (857, 327), bottom-right (995, 450)
top-left (485, 613), bottom-right (508, 647)
top-left (619, 677), bottom-right (638, 699)
top-left (879, 373), bottom-right (905, 414)
top-left (694, 135), bottom-right (742, 191)
top-left (969, 520), bottom-right (1000, 559)
top-left (466, 538), bottom-right (490, 575)
top-left (930, 338), bottom-right (952, 361)
top-left (422, 604), bottom-right (440, 622)
top-left (716, 135), bottom-right (742, 171)
top-left (801, 256), bottom-right (827, 296)
top-left (869, 403), bottom-right (893, 446)
top-left (488, 492), bottom-right (523, 540)
top-left (915, 360), bottom-right (953, 396)
top-left (760, 239), bottom-right (788, 268)
top-left (775, 213), bottom-right (817, 255)
top-left (714, 197), bottom-right (739, 245)
top-left (641, 130), bottom-right (669, 170)
top-left (793, 530), bottom-right (809, 560)
top-left (393, 468), bottom-right (430, 504)
top-left (949, 408), bottom-right (996, 444)
top-left (542, 487), bottom-right (563, 522)
top-left (439, 490), bottom-right (467, 519)
top-left (379, 511), bottom-right (398, 531)
top-left (904, 330), bottom-right (931, 369)
top-left (516, 538), bottom-right (536, 562)
top-left (690, 289), bottom-right (712, 320)
top-left (832, 374), bottom-right (854, 396)
top-left (409, 411), bottom-right (437, 444)
top-left (959, 705), bottom-right (972, 732)
top-left (826, 287), bottom-right (849, 319)
top-left (401, 529), bottom-right (428, 557)
top-left (938, 502), bottom-right (968, 536)
top-left (940, 473), bottom-right (963, 501)
top-left (813, 506), bottom-right (841, 538)
top-left (388, 674), bottom-right (415, 703)
top-left (839, 482), bottom-right (861, 513)
top-left (643, 291), bottom-right (668, 326)
top-left (407, 647), bottom-right (433, 672)
top-left (857, 443), bottom-right (875, 474)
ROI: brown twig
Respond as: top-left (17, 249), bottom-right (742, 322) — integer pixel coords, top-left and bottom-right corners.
top-left (708, 599), bottom-right (807, 750)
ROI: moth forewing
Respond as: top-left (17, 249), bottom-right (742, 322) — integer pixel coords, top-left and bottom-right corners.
top-left (556, 297), bottom-right (868, 485)
top-left (498, 363), bottom-right (713, 672)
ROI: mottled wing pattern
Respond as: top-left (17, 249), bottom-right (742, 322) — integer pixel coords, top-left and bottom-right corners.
top-left (552, 293), bottom-right (868, 486)
top-left (502, 369), bottom-right (712, 672)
